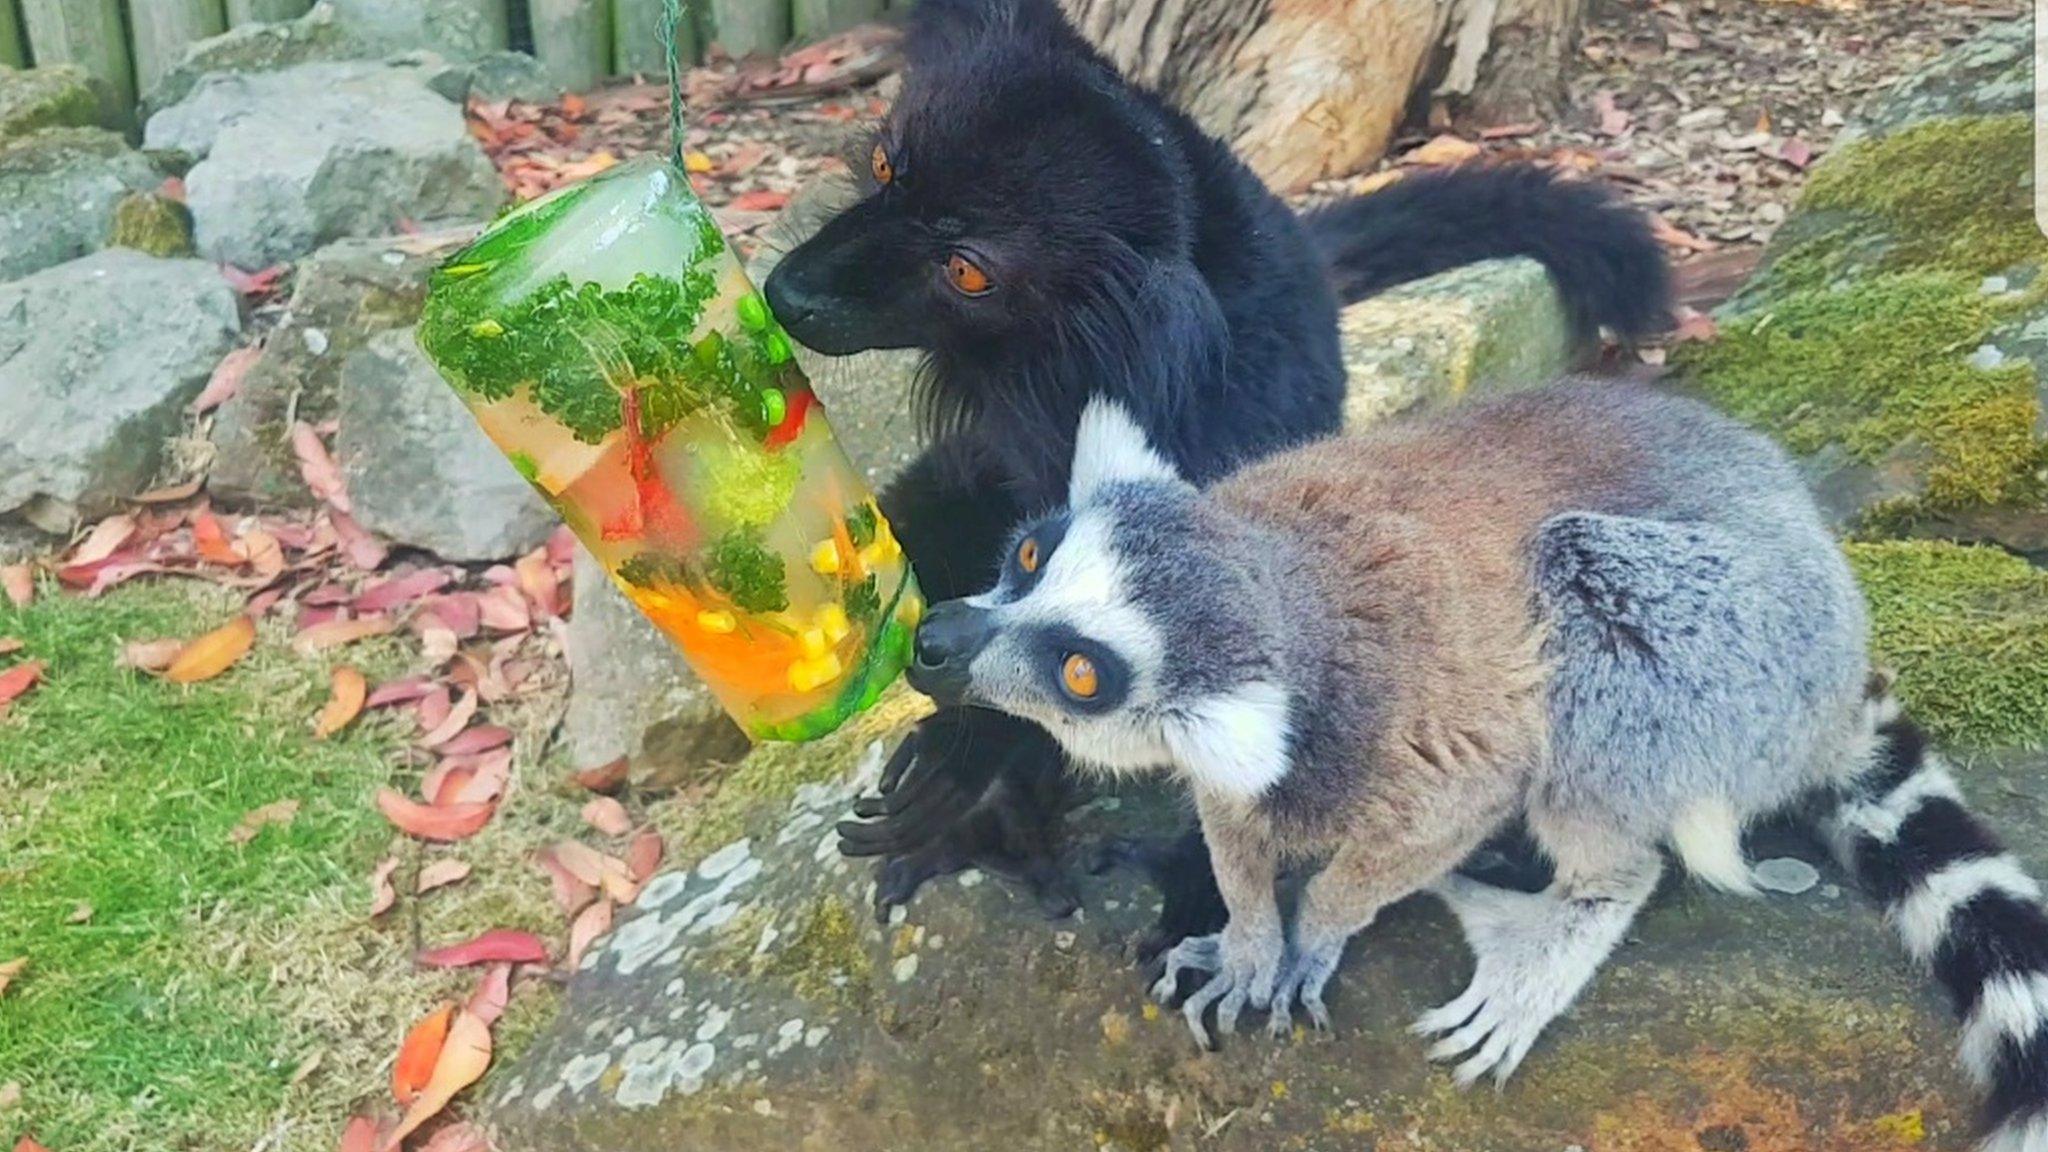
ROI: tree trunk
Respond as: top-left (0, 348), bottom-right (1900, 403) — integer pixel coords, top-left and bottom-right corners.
top-left (529, 0), bottom-right (610, 89)
top-left (0, 0), bottom-right (26, 69)
top-left (614, 0), bottom-right (697, 76)
top-left (224, 0), bottom-right (312, 27)
top-left (1061, 0), bottom-right (1585, 192)
top-left (706, 0), bottom-right (790, 58)
top-left (795, 0), bottom-right (885, 41)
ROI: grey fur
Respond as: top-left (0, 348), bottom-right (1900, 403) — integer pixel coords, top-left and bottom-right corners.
top-left (938, 380), bottom-right (2045, 1142)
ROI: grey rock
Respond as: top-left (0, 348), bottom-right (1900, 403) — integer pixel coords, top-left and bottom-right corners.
top-left (488, 730), bottom-right (2047, 1152)
top-left (0, 64), bottom-right (107, 144)
top-left (326, 0), bottom-right (509, 59)
top-left (335, 328), bottom-right (555, 561)
top-left (564, 545), bottom-right (749, 776)
top-left (210, 229), bottom-right (476, 508)
top-left (1842, 18), bottom-right (2029, 142)
top-left (464, 51), bottom-right (562, 103)
top-left (142, 3), bottom-right (372, 120)
top-left (1338, 257), bottom-right (1575, 429)
top-left (144, 60), bottom-right (505, 268)
top-left (0, 127), bottom-right (161, 281)
top-left (0, 251), bottom-right (242, 534)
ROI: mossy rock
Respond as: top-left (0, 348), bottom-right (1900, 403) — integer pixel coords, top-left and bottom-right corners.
top-left (107, 191), bottom-right (195, 258)
top-left (0, 64), bottom-right (106, 145)
top-left (141, 3), bottom-right (373, 120)
top-left (0, 128), bottom-right (162, 281)
top-left (1848, 539), bottom-right (2048, 749)
top-left (1679, 101), bottom-right (2048, 551)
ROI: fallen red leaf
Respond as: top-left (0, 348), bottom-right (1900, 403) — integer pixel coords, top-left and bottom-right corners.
top-left (514, 549), bottom-right (561, 617)
top-left (1, 565), bottom-right (32, 608)
top-left (15, 1138), bottom-right (50, 1152)
top-left (416, 685), bottom-right (453, 731)
top-left (236, 527), bottom-right (285, 579)
top-left (384, 1009), bottom-right (492, 1150)
top-left (626, 829), bottom-right (664, 883)
top-left (365, 676), bottom-right (437, 709)
top-left (580, 796), bottom-right (633, 838)
top-left (134, 477), bottom-right (206, 503)
top-left (376, 789), bottom-right (496, 842)
top-left (292, 422), bottom-right (351, 511)
top-left (219, 262), bottom-right (286, 297)
top-left (572, 756), bottom-right (630, 794)
top-left (434, 748), bottom-right (511, 806)
top-left (566, 900), bottom-right (612, 972)
top-left (417, 859), bottom-right (472, 894)
top-left (417, 690), bottom-right (479, 749)
top-left (392, 1003), bottom-right (454, 1106)
top-left (0, 956), bottom-right (26, 998)
top-left (534, 847), bottom-right (598, 916)
top-left (193, 345), bottom-right (263, 414)
top-left (546, 525), bottom-right (575, 567)
top-left (419, 594), bottom-right (481, 638)
top-left (339, 1115), bottom-right (379, 1152)
top-left (417, 929), bottom-right (549, 969)
top-left (159, 175), bottom-right (186, 203)
top-left (550, 840), bottom-right (607, 887)
top-left (329, 509), bottom-right (389, 571)
top-left (436, 725), bottom-right (512, 758)
top-left (192, 511), bottom-right (246, 566)
top-left (477, 585), bottom-right (531, 633)
top-left (355, 568), bottom-right (454, 614)
top-left (465, 964), bottom-right (511, 1027)
top-left (369, 856), bottom-right (400, 918)
top-left (69, 514), bottom-right (138, 567)
top-left (0, 661), bottom-right (38, 711)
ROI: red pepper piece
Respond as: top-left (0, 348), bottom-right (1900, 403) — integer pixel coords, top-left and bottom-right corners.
top-left (764, 385), bottom-right (816, 451)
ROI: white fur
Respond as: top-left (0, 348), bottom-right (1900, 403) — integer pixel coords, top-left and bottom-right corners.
top-left (1068, 398), bottom-right (1183, 507)
top-left (1163, 680), bottom-right (1294, 801)
top-left (1669, 799), bottom-right (1757, 895)
top-left (1835, 760), bottom-right (1964, 844)
top-left (1980, 1113), bottom-right (2048, 1152)
top-left (1960, 970), bottom-right (2048, 1086)
top-left (1894, 855), bottom-right (2044, 962)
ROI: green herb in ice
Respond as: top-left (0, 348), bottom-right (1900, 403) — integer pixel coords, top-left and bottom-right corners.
top-left (844, 573), bottom-right (880, 625)
top-left (845, 503), bottom-right (879, 549)
top-left (618, 550), bottom-right (694, 590)
top-left (706, 529), bottom-right (788, 613)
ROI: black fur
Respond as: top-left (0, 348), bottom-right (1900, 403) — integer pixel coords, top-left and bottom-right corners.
top-left (768, 0), bottom-right (1671, 933)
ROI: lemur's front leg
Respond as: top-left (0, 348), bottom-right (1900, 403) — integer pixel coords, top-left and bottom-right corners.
top-left (1151, 801), bottom-right (1283, 1048)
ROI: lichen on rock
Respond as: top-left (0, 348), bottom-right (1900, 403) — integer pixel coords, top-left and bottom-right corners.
top-left (108, 191), bottom-right (196, 258)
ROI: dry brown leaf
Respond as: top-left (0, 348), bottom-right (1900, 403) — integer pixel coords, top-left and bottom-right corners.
top-left (237, 528), bottom-right (286, 579)
top-left (466, 963), bottom-right (511, 1027)
top-left (164, 615), bottom-right (257, 683)
top-left (292, 422), bottom-right (351, 511)
top-left (626, 829), bottom-right (664, 883)
top-left (580, 796), bottom-right (634, 838)
top-left (314, 666), bottom-right (368, 738)
top-left (0, 661), bottom-right (38, 712)
top-left (1404, 134), bottom-right (1480, 166)
top-left (417, 1121), bottom-right (494, 1152)
top-left (69, 514), bottom-right (137, 567)
top-left (1, 566), bottom-right (32, 608)
top-left (0, 639), bottom-right (18, 656)
top-left (338, 1115), bottom-right (380, 1152)
top-left (566, 900), bottom-right (613, 972)
top-left (534, 847), bottom-right (598, 916)
top-left (551, 840), bottom-right (607, 886)
top-left (392, 1003), bottom-right (454, 1107)
top-left (67, 902), bottom-right (93, 924)
top-left (369, 856), bottom-right (400, 918)
top-left (416, 859), bottom-right (472, 894)
top-left (377, 789), bottom-right (496, 842)
top-left (118, 638), bottom-right (184, 673)
top-left (229, 799), bottom-right (300, 845)
top-left (293, 615), bottom-right (397, 656)
top-left (192, 511), bottom-right (246, 566)
top-left (383, 1009), bottom-right (493, 1149)
top-left (0, 1081), bottom-right (20, 1109)
top-left (134, 477), bottom-right (206, 504)
top-left (0, 957), bottom-right (25, 998)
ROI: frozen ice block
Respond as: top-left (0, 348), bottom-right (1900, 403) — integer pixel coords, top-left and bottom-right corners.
top-left (417, 155), bottom-right (922, 741)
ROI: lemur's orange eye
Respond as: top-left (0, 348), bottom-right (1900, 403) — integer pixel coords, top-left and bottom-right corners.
top-left (871, 144), bottom-right (893, 185)
top-left (947, 253), bottom-right (992, 296)
top-left (1061, 654), bottom-right (1099, 700)
top-left (1018, 537), bottom-right (1040, 573)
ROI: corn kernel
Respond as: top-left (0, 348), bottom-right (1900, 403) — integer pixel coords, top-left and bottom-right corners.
top-left (800, 627), bottom-right (829, 658)
top-left (787, 652), bottom-right (844, 693)
top-left (814, 652), bottom-right (843, 683)
top-left (696, 610), bottom-right (736, 634)
top-left (809, 540), bottom-right (840, 575)
top-left (819, 604), bottom-right (850, 643)
top-left (898, 594), bottom-right (925, 628)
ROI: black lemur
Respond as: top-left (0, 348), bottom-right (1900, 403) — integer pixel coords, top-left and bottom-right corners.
top-left (762, 0), bottom-right (1672, 941)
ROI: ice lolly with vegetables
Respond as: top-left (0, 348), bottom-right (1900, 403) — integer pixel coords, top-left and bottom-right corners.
top-left (415, 155), bottom-right (921, 742)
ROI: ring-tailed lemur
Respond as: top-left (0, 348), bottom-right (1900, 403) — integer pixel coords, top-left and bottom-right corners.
top-left (903, 383), bottom-right (2048, 1150)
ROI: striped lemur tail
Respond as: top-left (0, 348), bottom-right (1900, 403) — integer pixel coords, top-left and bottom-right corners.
top-left (1829, 676), bottom-right (2048, 1151)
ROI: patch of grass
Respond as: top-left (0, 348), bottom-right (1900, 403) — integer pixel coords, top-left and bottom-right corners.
top-left (1678, 272), bottom-right (2044, 513)
top-left (0, 576), bottom-right (584, 1152)
top-left (1847, 539), bottom-right (2048, 748)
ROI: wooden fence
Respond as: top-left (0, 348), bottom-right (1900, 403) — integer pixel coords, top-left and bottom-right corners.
top-left (0, 0), bottom-right (898, 115)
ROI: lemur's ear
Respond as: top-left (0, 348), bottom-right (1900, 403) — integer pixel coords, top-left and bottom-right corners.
top-left (903, 0), bottom-right (1085, 62)
top-left (1069, 398), bottom-right (1185, 507)
top-left (1163, 682), bottom-right (1294, 801)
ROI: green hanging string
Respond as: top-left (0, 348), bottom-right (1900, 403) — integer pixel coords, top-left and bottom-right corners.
top-left (658, 0), bottom-right (688, 170)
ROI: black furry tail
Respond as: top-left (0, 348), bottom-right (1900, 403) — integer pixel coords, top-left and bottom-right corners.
top-left (1830, 679), bottom-right (2048, 1151)
top-left (1299, 164), bottom-right (1672, 340)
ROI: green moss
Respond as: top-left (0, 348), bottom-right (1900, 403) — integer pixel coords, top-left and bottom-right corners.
top-left (1845, 540), bottom-right (2048, 748)
top-left (107, 191), bottom-right (194, 258)
top-left (1678, 271), bottom-right (2044, 513)
top-left (0, 65), bottom-right (102, 143)
top-left (1801, 114), bottom-right (2043, 279)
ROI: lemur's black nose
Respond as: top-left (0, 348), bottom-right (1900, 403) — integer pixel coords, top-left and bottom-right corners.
top-left (907, 601), bottom-right (992, 703)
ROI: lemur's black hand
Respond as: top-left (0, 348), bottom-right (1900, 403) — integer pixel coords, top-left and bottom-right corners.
top-left (837, 709), bottom-right (1010, 858)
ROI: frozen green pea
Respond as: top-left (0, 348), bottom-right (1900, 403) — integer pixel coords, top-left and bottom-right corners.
top-left (737, 293), bottom-right (770, 331)
top-left (761, 388), bottom-right (787, 427)
top-left (765, 331), bottom-right (793, 365)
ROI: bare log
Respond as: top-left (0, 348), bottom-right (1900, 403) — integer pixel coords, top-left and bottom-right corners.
top-left (707, 0), bottom-right (790, 57)
top-left (131, 0), bottom-right (228, 97)
top-left (531, 0), bottom-right (611, 89)
top-left (20, 0), bottom-right (133, 127)
top-left (795, 0), bottom-right (885, 40)
top-left (613, 0), bottom-right (696, 76)
top-left (0, 0), bottom-right (25, 69)
top-left (224, 0), bottom-right (313, 26)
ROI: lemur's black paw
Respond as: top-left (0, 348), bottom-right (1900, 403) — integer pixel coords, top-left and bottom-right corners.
top-left (1091, 830), bottom-right (1230, 966)
top-left (871, 844), bottom-right (967, 922)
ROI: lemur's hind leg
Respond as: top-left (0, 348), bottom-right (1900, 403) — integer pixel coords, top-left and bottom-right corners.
top-left (1415, 818), bottom-right (1662, 1087)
